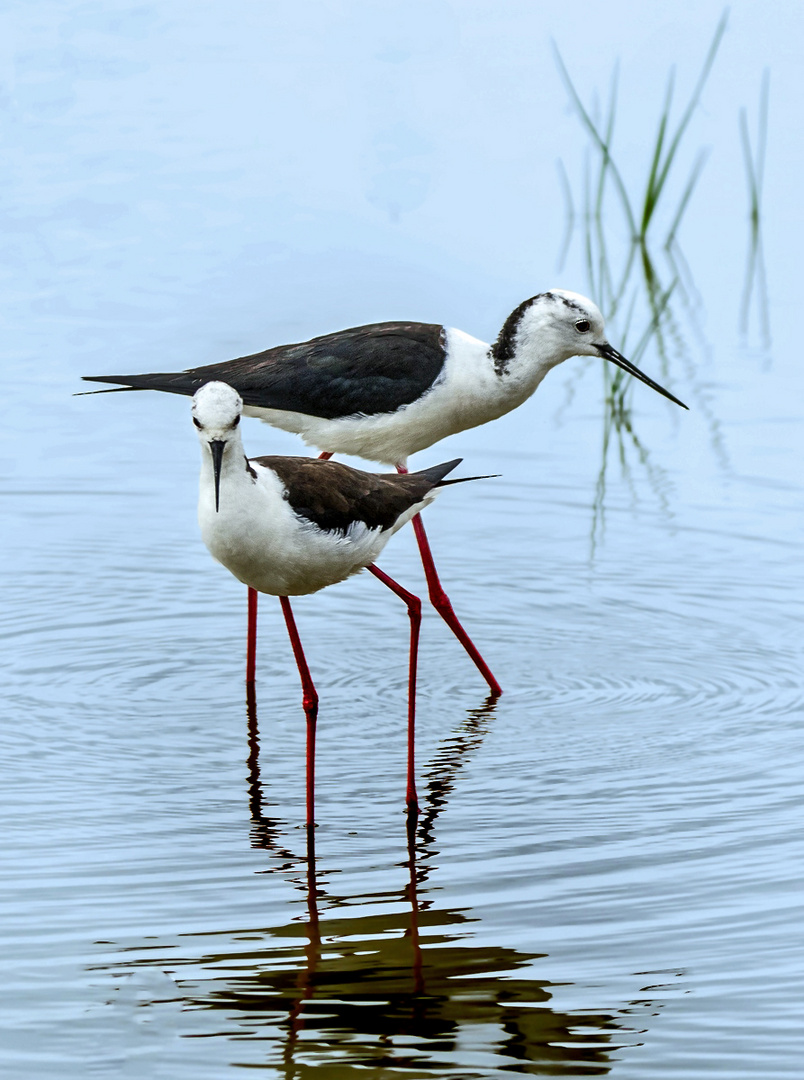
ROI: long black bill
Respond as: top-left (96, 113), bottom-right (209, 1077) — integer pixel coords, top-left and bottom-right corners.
top-left (596, 343), bottom-right (688, 410)
top-left (210, 439), bottom-right (226, 512)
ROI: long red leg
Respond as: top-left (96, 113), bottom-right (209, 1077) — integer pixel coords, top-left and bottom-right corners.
top-left (322, 450), bottom-right (500, 694)
top-left (246, 587), bottom-right (258, 683)
top-left (397, 466), bottom-right (502, 696)
top-left (279, 596), bottom-right (319, 828)
top-left (367, 564), bottom-right (421, 814)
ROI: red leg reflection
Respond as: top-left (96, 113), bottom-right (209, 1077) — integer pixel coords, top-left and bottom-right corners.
top-left (279, 595), bottom-right (319, 828)
top-left (367, 564), bottom-right (422, 814)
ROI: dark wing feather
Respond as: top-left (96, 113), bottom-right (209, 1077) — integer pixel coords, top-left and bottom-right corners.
top-left (82, 322), bottom-right (447, 420)
top-left (251, 456), bottom-right (462, 534)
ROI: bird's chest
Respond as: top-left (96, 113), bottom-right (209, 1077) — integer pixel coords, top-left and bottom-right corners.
top-left (200, 483), bottom-right (285, 579)
top-left (200, 489), bottom-right (379, 596)
top-left (432, 363), bottom-right (525, 430)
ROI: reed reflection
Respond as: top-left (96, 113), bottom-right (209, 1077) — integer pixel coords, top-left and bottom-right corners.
top-left (554, 14), bottom-right (754, 544)
top-left (739, 69), bottom-right (771, 354)
top-left (110, 687), bottom-right (650, 1075)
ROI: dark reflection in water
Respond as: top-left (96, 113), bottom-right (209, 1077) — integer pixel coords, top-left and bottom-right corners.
top-left (195, 852), bottom-right (625, 1077)
top-left (101, 690), bottom-right (655, 1076)
top-left (245, 682), bottom-right (298, 859)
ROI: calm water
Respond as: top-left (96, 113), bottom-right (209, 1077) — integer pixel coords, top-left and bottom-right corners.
top-left (2, 3), bottom-right (803, 1077)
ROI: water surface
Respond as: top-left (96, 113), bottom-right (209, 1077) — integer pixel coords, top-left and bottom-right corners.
top-left (2, 3), bottom-right (803, 1076)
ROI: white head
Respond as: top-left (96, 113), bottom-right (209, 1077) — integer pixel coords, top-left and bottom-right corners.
top-left (192, 381), bottom-right (244, 511)
top-left (493, 289), bottom-right (687, 408)
top-left (192, 380), bottom-right (243, 434)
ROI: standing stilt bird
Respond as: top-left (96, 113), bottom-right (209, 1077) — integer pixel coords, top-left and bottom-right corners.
top-left (84, 289), bottom-right (687, 694)
top-left (191, 381), bottom-right (486, 824)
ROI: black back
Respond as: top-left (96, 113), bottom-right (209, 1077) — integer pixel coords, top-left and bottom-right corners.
top-left (251, 456), bottom-right (462, 534)
top-left (83, 322), bottom-right (448, 420)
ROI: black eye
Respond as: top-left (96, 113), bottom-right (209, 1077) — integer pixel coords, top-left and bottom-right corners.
top-left (233, 414), bottom-right (240, 427)
top-left (193, 417), bottom-right (202, 429)
top-left (575, 320), bottom-right (591, 333)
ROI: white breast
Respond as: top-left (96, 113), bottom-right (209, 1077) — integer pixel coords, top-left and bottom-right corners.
top-left (199, 463), bottom-right (433, 596)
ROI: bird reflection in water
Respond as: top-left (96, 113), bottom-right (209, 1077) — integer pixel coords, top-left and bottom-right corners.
top-left (171, 685), bottom-right (649, 1075)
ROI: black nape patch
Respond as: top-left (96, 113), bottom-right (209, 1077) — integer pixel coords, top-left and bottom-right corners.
top-left (490, 292), bottom-right (585, 375)
top-left (490, 296), bottom-right (538, 376)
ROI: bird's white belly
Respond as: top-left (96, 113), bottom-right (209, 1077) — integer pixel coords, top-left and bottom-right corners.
top-left (242, 330), bottom-right (518, 465)
top-left (245, 403), bottom-right (458, 465)
top-left (199, 496), bottom-right (389, 596)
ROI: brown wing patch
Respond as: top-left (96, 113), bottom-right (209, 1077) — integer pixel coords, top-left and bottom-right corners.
top-left (249, 456), bottom-right (459, 534)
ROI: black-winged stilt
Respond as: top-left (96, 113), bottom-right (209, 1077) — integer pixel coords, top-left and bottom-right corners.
top-left (192, 381), bottom-right (485, 824)
top-left (84, 289), bottom-right (687, 695)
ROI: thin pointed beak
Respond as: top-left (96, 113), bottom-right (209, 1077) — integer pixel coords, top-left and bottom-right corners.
top-left (209, 439), bottom-right (225, 512)
top-left (596, 343), bottom-right (688, 410)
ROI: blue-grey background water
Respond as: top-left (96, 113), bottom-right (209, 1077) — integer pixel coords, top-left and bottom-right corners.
top-left (2, 2), bottom-right (803, 1076)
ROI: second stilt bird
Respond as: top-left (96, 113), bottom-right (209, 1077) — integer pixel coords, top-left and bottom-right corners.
top-left (192, 380), bottom-right (486, 824)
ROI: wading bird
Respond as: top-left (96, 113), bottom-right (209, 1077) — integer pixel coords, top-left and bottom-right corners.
top-left (85, 289), bottom-right (687, 695)
top-left (192, 381), bottom-right (485, 824)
